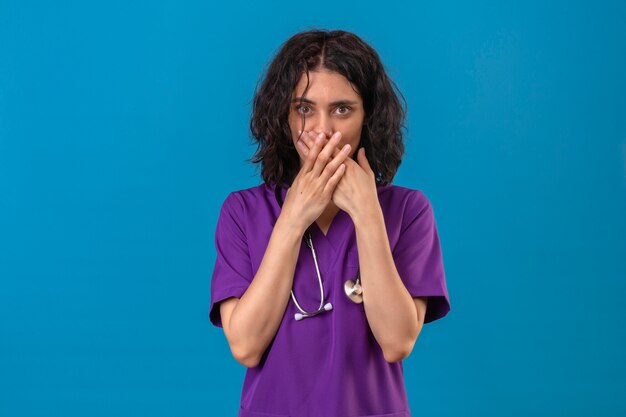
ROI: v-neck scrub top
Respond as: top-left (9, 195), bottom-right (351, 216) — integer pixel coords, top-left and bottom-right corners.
top-left (209, 182), bottom-right (450, 417)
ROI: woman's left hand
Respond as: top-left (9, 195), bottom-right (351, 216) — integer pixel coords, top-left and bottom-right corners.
top-left (296, 130), bottom-right (379, 218)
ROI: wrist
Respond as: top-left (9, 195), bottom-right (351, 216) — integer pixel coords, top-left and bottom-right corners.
top-left (275, 214), bottom-right (307, 240)
top-left (351, 203), bottom-right (383, 229)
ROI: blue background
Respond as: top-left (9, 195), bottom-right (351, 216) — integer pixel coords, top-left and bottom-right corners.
top-left (1, 0), bottom-right (625, 416)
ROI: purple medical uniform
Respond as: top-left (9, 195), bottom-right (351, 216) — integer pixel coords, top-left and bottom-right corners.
top-left (209, 181), bottom-right (450, 417)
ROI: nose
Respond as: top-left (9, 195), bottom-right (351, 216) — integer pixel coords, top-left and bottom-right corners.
top-left (312, 113), bottom-right (334, 139)
top-left (313, 129), bottom-right (333, 139)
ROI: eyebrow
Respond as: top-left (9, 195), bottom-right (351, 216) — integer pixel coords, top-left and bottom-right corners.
top-left (291, 97), bottom-right (359, 106)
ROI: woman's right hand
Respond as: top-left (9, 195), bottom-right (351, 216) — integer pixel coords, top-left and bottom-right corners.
top-left (280, 131), bottom-right (352, 233)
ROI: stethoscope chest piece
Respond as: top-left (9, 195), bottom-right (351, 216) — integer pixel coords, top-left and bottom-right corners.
top-left (344, 272), bottom-right (363, 304)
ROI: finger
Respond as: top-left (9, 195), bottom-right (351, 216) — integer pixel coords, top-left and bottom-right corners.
top-left (319, 141), bottom-right (351, 185)
top-left (357, 146), bottom-right (368, 168)
top-left (312, 131), bottom-right (351, 176)
top-left (297, 129), bottom-right (310, 149)
top-left (302, 130), bottom-right (343, 159)
top-left (295, 133), bottom-right (309, 157)
top-left (323, 161), bottom-right (347, 196)
top-left (301, 131), bottom-right (358, 172)
top-left (300, 132), bottom-right (328, 173)
top-left (301, 130), bottom-right (317, 152)
top-left (311, 131), bottom-right (343, 178)
top-left (300, 130), bottom-right (314, 149)
top-left (305, 131), bottom-right (358, 169)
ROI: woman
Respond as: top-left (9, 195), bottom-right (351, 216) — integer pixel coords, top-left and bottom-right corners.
top-left (209, 29), bottom-right (450, 417)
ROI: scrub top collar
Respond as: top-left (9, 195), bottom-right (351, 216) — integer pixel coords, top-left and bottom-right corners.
top-left (268, 181), bottom-right (389, 252)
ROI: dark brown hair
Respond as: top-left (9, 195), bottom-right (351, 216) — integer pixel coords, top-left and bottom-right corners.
top-left (248, 28), bottom-right (408, 188)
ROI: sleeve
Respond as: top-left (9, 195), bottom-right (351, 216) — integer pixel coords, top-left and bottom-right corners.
top-left (208, 192), bottom-right (254, 328)
top-left (392, 190), bottom-right (451, 324)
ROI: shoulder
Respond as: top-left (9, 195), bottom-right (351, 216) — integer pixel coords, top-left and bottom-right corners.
top-left (377, 183), bottom-right (432, 212)
top-left (220, 182), bottom-right (270, 210)
top-left (217, 182), bottom-right (280, 232)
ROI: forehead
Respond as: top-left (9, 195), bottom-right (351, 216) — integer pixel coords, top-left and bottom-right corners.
top-left (292, 70), bottom-right (361, 101)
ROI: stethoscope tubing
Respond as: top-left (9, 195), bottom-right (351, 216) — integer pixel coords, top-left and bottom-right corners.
top-left (273, 184), bottom-right (363, 321)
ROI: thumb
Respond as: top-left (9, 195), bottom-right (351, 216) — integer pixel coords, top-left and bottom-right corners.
top-left (357, 147), bottom-right (370, 170)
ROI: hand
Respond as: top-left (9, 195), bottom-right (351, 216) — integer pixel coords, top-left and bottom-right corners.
top-left (281, 131), bottom-right (352, 233)
top-left (295, 130), bottom-right (378, 218)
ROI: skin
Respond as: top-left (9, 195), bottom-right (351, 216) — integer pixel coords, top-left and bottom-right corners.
top-left (288, 69), bottom-right (364, 172)
top-left (287, 68), bottom-right (368, 234)
top-left (218, 69), bottom-right (427, 367)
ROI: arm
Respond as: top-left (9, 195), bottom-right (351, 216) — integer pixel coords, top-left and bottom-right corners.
top-left (220, 215), bottom-right (305, 368)
top-left (353, 205), bottom-right (428, 363)
top-left (220, 134), bottom-right (349, 367)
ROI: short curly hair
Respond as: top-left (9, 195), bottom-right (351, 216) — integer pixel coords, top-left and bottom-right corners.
top-left (248, 28), bottom-right (408, 189)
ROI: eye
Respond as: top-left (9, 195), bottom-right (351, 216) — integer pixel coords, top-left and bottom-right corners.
top-left (335, 106), bottom-right (352, 115)
top-left (295, 105), bottom-right (312, 115)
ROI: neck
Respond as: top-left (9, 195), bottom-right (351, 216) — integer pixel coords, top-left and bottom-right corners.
top-left (320, 200), bottom-right (340, 218)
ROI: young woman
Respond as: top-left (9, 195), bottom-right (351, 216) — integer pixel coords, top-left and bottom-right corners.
top-left (209, 29), bottom-right (451, 417)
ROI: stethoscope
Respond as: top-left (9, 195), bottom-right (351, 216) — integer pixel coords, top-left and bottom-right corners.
top-left (274, 184), bottom-right (363, 321)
